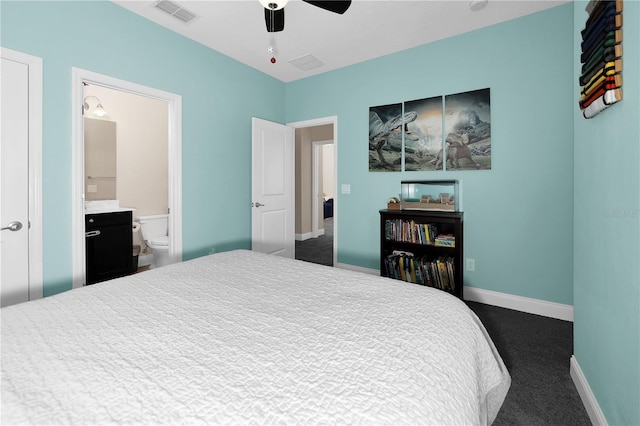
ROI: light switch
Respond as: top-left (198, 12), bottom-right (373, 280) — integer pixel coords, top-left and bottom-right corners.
top-left (87, 185), bottom-right (97, 193)
top-left (341, 184), bottom-right (351, 194)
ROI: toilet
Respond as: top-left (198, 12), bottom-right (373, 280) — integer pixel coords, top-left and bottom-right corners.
top-left (137, 214), bottom-right (170, 268)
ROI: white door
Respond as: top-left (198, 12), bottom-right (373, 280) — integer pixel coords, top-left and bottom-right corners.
top-left (251, 117), bottom-right (294, 258)
top-left (1, 57), bottom-right (30, 307)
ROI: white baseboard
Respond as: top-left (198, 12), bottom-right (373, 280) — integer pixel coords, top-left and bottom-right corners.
top-left (295, 232), bottom-right (313, 241)
top-left (464, 286), bottom-right (574, 322)
top-left (295, 229), bottom-right (325, 242)
top-left (333, 265), bottom-right (574, 322)
top-left (336, 263), bottom-right (379, 275)
top-left (570, 355), bottom-right (607, 426)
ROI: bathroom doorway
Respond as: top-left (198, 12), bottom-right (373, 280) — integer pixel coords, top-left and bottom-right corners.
top-left (71, 68), bottom-right (183, 288)
top-left (83, 84), bottom-right (168, 272)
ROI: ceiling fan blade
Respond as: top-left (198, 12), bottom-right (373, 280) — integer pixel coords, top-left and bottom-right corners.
top-left (302, 0), bottom-right (351, 14)
top-left (264, 7), bottom-right (285, 32)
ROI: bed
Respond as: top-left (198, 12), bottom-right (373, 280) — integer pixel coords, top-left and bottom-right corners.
top-left (1, 250), bottom-right (510, 425)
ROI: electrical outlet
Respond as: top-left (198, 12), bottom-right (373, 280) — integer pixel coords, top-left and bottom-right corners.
top-left (341, 184), bottom-right (351, 194)
top-left (466, 258), bottom-right (476, 271)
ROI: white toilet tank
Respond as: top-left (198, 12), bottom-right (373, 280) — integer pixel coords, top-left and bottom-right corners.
top-left (137, 214), bottom-right (168, 240)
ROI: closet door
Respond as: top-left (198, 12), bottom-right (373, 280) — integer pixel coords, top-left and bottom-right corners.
top-left (1, 57), bottom-right (30, 306)
top-left (0, 49), bottom-right (42, 307)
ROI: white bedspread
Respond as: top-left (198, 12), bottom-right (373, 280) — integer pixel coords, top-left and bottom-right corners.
top-left (1, 250), bottom-right (510, 425)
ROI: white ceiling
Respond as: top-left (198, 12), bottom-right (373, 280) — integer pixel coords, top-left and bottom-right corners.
top-left (113, 0), bottom-right (569, 83)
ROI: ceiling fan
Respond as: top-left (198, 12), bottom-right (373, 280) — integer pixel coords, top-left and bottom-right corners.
top-left (261, 0), bottom-right (352, 33)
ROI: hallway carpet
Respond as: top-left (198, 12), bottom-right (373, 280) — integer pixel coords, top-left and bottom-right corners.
top-left (295, 218), bottom-right (333, 266)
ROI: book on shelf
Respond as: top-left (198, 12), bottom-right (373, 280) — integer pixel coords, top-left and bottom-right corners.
top-left (446, 260), bottom-right (456, 292)
top-left (434, 234), bottom-right (455, 247)
top-left (384, 219), bottom-right (439, 245)
top-left (399, 255), bottom-right (407, 281)
top-left (384, 252), bottom-right (455, 292)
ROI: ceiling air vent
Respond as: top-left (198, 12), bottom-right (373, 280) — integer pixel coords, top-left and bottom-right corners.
top-left (289, 54), bottom-right (324, 72)
top-left (154, 0), bottom-right (197, 23)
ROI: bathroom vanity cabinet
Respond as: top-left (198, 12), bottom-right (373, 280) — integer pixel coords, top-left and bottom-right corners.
top-left (85, 211), bottom-right (133, 285)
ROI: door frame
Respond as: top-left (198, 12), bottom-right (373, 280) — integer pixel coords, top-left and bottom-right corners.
top-left (311, 139), bottom-right (333, 238)
top-left (71, 68), bottom-right (183, 288)
top-left (0, 47), bottom-right (43, 300)
top-left (288, 116), bottom-right (338, 266)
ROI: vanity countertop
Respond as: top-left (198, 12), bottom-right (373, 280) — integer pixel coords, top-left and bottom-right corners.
top-left (85, 200), bottom-right (135, 215)
top-left (85, 207), bottom-right (136, 215)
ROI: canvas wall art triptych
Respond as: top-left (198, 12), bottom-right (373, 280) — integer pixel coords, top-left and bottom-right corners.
top-left (369, 88), bottom-right (491, 172)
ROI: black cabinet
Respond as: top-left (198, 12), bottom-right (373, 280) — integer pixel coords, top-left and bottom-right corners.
top-left (85, 211), bottom-right (133, 285)
top-left (380, 209), bottom-right (464, 299)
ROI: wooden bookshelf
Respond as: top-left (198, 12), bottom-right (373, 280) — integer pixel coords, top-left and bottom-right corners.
top-left (380, 209), bottom-right (463, 299)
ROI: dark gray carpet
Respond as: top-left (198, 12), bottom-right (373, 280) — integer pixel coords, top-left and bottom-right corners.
top-left (467, 302), bottom-right (591, 425)
top-left (295, 218), bottom-right (333, 266)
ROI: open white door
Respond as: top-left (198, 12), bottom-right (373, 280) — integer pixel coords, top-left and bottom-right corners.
top-left (251, 117), bottom-right (294, 258)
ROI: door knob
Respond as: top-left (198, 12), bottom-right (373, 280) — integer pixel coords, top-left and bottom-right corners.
top-left (253, 202), bottom-right (265, 208)
top-left (1, 221), bottom-right (23, 232)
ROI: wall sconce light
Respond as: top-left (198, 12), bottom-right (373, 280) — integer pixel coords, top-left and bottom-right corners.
top-left (83, 96), bottom-right (109, 117)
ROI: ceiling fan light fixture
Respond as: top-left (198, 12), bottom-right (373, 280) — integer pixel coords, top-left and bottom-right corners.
top-left (469, 0), bottom-right (488, 12)
top-left (259, 0), bottom-right (288, 10)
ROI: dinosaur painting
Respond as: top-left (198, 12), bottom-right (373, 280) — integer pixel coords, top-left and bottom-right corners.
top-left (369, 108), bottom-right (417, 170)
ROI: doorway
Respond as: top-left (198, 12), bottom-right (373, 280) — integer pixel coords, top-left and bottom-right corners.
top-left (83, 84), bottom-right (169, 272)
top-left (71, 68), bottom-right (183, 288)
top-left (290, 118), bottom-right (337, 267)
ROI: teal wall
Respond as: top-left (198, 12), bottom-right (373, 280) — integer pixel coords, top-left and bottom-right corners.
top-left (3, 1), bottom-right (638, 422)
top-left (286, 4), bottom-right (575, 305)
top-left (573, 1), bottom-right (640, 425)
top-left (2, 2), bottom-right (577, 304)
top-left (1, 1), bottom-right (285, 295)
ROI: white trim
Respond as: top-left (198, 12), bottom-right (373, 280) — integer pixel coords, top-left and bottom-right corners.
top-left (311, 139), bottom-right (333, 239)
top-left (334, 266), bottom-right (575, 322)
top-left (71, 68), bottom-right (182, 288)
top-left (570, 355), bottom-right (608, 426)
top-left (296, 229), bottom-right (324, 241)
top-left (1, 48), bottom-right (43, 301)
top-left (464, 286), bottom-right (574, 322)
top-left (287, 116), bottom-right (338, 266)
top-left (336, 263), bottom-right (379, 275)
top-left (311, 142), bottom-right (319, 239)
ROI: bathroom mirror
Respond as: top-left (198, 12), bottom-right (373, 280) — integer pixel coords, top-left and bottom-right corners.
top-left (84, 117), bottom-right (117, 200)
